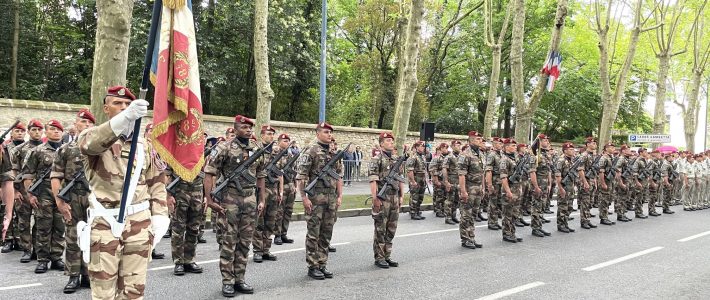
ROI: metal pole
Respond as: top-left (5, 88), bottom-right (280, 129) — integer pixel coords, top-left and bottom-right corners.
top-left (318, 0), bottom-right (327, 123)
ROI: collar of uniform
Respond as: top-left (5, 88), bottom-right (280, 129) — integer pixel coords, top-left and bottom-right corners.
top-left (29, 139), bottom-right (42, 146)
top-left (47, 140), bottom-right (62, 150)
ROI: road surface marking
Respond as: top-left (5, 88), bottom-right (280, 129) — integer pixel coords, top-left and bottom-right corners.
top-left (148, 242), bottom-right (351, 271)
top-left (475, 281), bottom-right (545, 300)
top-left (582, 246), bottom-right (664, 271)
top-left (0, 283), bottom-right (42, 291)
top-left (677, 230), bottom-right (710, 242)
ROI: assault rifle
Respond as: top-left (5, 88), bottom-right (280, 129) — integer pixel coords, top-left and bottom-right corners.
top-left (508, 154), bottom-right (530, 184)
top-left (0, 120), bottom-right (20, 142)
top-left (621, 157), bottom-right (638, 180)
top-left (605, 156), bottom-right (621, 181)
top-left (303, 143), bottom-right (352, 198)
top-left (28, 168), bottom-right (51, 196)
top-left (561, 157), bottom-right (583, 185)
top-left (281, 152), bottom-right (301, 183)
top-left (585, 154), bottom-right (603, 179)
top-left (210, 141), bottom-right (274, 202)
top-left (376, 153), bottom-right (409, 201)
top-left (266, 141), bottom-right (295, 184)
top-left (57, 170), bottom-right (89, 202)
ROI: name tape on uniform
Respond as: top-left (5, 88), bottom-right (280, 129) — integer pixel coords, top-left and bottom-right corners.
top-left (628, 134), bottom-right (671, 143)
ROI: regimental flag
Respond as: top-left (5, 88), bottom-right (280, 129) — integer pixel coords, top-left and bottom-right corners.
top-left (541, 51), bottom-right (562, 92)
top-left (150, 0), bottom-right (205, 181)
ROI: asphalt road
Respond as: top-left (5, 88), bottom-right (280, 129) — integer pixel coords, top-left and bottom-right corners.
top-left (1, 202), bottom-right (709, 299)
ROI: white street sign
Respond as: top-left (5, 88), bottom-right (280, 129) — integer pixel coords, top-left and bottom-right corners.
top-left (628, 134), bottom-right (671, 143)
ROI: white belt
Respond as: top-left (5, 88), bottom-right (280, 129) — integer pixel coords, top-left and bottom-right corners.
top-left (89, 201), bottom-right (150, 218)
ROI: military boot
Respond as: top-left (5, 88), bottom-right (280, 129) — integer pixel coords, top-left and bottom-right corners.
top-left (35, 261), bottom-right (48, 273)
top-left (63, 276), bottom-right (80, 294)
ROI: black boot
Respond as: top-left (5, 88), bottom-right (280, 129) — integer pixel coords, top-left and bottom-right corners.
top-left (281, 235), bottom-right (294, 243)
top-left (477, 212), bottom-right (488, 221)
top-left (163, 229), bottom-right (171, 239)
top-left (80, 275), bottom-right (91, 288)
top-left (184, 262), bottom-right (203, 273)
top-left (328, 246), bottom-right (336, 252)
top-left (20, 250), bottom-right (31, 263)
top-left (222, 284), bottom-right (236, 297)
top-left (51, 259), bottom-right (65, 270)
top-left (308, 267), bottom-right (325, 279)
top-left (1, 241), bottom-right (13, 253)
top-left (197, 233), bottom-right (207, 244)
top-left (234, 281), bottom-right (254, 294)
top-left (63, 276), bottom-right (80, 294)
top-left (35, 261), bottom-right (48, 273)
top-left (320, 266), bottom-right (334, 278)
top-left (174, 264), bottom-right (185, 276)
top-left (151, 249), bottom-right (165, 259)
top-left (274, 235), bottom-right (283, 245)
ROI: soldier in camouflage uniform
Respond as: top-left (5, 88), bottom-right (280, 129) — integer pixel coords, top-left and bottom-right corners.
top-left (514, 144), bottom-right (531, 227)
top-left (577, 137), bottom-right (599, 229)
top-left (274, 133), bottom-right (296, 245)
top-left (50, 109), bottom-right (94, 293)
top-left (660, 154), bottom-right (676, 214)
top-left (597, 142), bottom-right (617, 225)
top-left (12, 119), bottom-right (44, 263)
top-left (77, 86), bottom-right (170, 299)
top-left (166, 166), bottom-right (205, 276)
top-left (613, 145), bottom-right (633, 222)
top-left (205, 115), bottom-right (267, 296)
top-left (486, 137), bottom-right (504, 230)
top-left (647, 150), bottom-right (663, 216)
top-left (631, 148), bottom-right (650, 218)
top-left (1, 131), bottom-right (16, 246)
top-left (1, 122), bottom-right (25, 253)
top-left (528, 134), bottom-right (553, 237)
top-left (406, 141), bottom-right (427, 220)
top-left (23, 119), bottom-right (66, 273)
top-left (457, 131), bottom-right (485, 249)
top-left (499, 138), bottom-right (524, 243)
top-left (252, 125), bottom-right (283, 263)
top-left (428, 144), bottom-right (448, 217)
top-left (555, 142), bottom-right (583, 233)
top-left (295, 122), bottom-right (343, 280)
top-left (369, 132), bottom-right (404, 268)
top-left (442, 140), bottom-right (462, 225)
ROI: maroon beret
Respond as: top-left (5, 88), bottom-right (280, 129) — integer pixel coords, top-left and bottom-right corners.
top-left (234, 115), bottom-right (254, 126)
top-left (46, 119), bottom-right (64, 132)
top-left (106, 86), bottom-right (136, 101)
top-left (28, 119), bottom-right (43, 129)
top-left (77, 108), bottom-right (96, 123)
top-left (316, 122), bottom-right (334, 131)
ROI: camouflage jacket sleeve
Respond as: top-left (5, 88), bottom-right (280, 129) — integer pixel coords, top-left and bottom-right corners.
top-left (499, 156), bottom-right (510, 179)
top-left (484, 153), bottom-right (494, 172)
top-left (0, 146), bottom-right (14, 182)
top-left (457, 154), bottom-right (469, 176)
top-left (554, 158), bottom-right (564, 177)
top-left (50, 143), bottom-right (69, 180)
top-left (146, 142), bottom-right (168, 217)
top-left (661, 162), bottom-right (670, 177)
top-left (204, 142), bottom-right (228, 177)
top-left (528, 155), bottom-right (538, 174)
top-left (78, 121), bottom-right (120, 157)
top-left (21, 147), bottom-right (39, 181)
top-left (614, 156), bottom-right (625, 172)
top-left (428, 157), bottom-right (440, 176)
top-left (368, 155), bottom-right (382, 182)
top-left (295, 146), bottom-right (314, 181)
top-left (405, 156), bottom-right (417, 173)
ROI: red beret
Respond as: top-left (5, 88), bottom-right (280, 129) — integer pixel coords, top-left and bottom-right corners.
top-left (651, 149), bottom-right (660, 154)
top-left (517, 143), bottom-right (528, 149)
top-left (502, 138), bottom-right (516, 145)
top-left (316, 122), bottom-right (334, 131)
top-left (261, 125), bottom-right (276, 133)
top-left (225, 127), bottom-right (235, 134)
top-left (379, 132), bottom-right (394, 140)
top-left (562, 142), bottom-right (575, 150)
top-left (77, 108), bottom-right (96, 123)
top-left (46, 119), bottom-right (64, 131)
top-left (106, 86), bottom-right (136, 101)
top-left (491, 137), bottom-right (501, 143)
top-left (278, 133), bottom-right (290, 140)
top-left (537, 133), bottom-right (549, 140)
top-left (450, 139), bottom-right (462, 146)
top-left (14, 122), bottom-right (26, 130)
top-left (585, 137), bottom-right (597, 144)
top-left (28, 119), bottom-right (43, 129)
top-left (638, 147), bottom-right (647, 152)
top-left (468, 131), bottom-right (482, 137)
top-left (438, 143), bottom-right (448, 149)
top-left (604, 142), bottom-right (615, 148)
top-left (234, 115), bottom-right (254, 126)
top-left (620, 144), bottom-right (630, 151)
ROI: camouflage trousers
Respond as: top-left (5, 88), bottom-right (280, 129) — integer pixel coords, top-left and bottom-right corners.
top-left (373, 194), bottom-right (399, 260)
top-left (614, 181), bottom-right (630, 216)
top-left (88, 209), bottom-right (152, 300)
top-left (253, 185), bottom-right (279, 255)
top-left (577, 183), bottom-right (595, 225)
top-left (502, 184), bottom-right (522, 238)
top-left (15, 184), bottom-right (34, 251)
top-left (487, 183), bottom-right (502, 226)
top-left (408, 174), bottom-right (426, 216)
top-left (557, 183), bottom-right (575, 228)
top-left (547, 181), bottom-right (556, 209)
top-left (35, 188), bottom-right (65, 262)
top-left (672, 177), bottom-right (682, 201)
top-left (444, 182), bottom-right (459, 219)
top-left (65, 193), bottom-right (89, 276)
top-left (275, 182), bottom-right (296, 237)
top-left (661, 183), bottom-right (672, 210)
top-left (648, 181), bottom-right (660, 213)
top-left (633, 181), bottom-right (649, 216)
top-left (219, 193), bottom-right (257, 285)
top-left (212, 207), bottom-right (223, 245)
top-left (305, 191), bottom-right (337, 268)
top-left (519, 181), bottom-right (531, 218)
top-left (531, 180), bottom-right (550, 230)
top-left (681, 180), bottom-right (692, 208)
top-left (432, 184), bottom-right (446, 214)
top-left (171, 186), bottom-right (204, 264)
top-left (598, 182), bottom-right (614, 220)
top-left (459, 184), bottom-right (482, 243)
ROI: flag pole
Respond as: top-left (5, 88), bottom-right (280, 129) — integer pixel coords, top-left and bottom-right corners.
top-left (116, 0), bottom-right (162, 228)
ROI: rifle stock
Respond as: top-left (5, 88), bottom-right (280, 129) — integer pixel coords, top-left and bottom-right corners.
top-left (210, 141), bottom-right (274, 202)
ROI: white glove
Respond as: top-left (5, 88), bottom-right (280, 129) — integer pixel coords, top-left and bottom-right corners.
top-left (150, 215), bottom-right (170, 248)
top-left (109, 99), bottom-right (149, 137)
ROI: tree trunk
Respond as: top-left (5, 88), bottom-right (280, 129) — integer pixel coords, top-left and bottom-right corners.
top-left (392, 0), bottom-right (424, 151)
top-left (684, 70), bottom-right (703, 152)
top-left (253, 0), bottom-right (274, 128)
top-left (90, 0), bottom-right (135, 124)
top-left (482, 45), bottom-right (503, 138)
top-left (652, 53), bottom-right (671, 147)
top-left (10, 0), bottom-right (19, 99)
top-left (509, 0), bottom-right (526, 142)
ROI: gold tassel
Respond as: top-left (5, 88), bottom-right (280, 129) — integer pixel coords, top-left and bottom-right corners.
top-left (163, 0), bottom-right (186, 10)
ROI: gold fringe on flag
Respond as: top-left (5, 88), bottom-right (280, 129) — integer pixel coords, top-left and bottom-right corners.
top-left (163, 0), bottom-right (186, 9)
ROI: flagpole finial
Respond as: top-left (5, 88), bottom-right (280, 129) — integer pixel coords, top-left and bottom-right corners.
top-left (163, 0), bottom-right (186, 9)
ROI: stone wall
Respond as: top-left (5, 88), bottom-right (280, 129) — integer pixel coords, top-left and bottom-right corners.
top-left (0, 98), bottom-right (467, 160)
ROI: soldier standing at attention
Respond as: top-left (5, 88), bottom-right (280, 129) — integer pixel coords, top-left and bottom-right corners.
top-left (457, 131), bottom-right (485, 249)
top-left (597, 142), bottom-right (616, 225)
top-left (486, 137), bottom-right (504, 230)
top-left (204, 115), bottom-right (266, 296)
top-left (1, 122), bottom-right (24, 253)
top-left (499, 138), bottom-right (523, 243)
top-left (647, 150), bottom-right (663, 216)
top-left (369, 132), bottom-right (404, 268)
top-left (406, 141), bottom-right (427, 220)
top-left (77, 86), bottom-right (170, 299)
top-left (428, 143), bottom-right (448, 218)
top-left (274, 133), bottom-right (296, 245)
top-left (631, 148), bottom-right (649, 219)
top-left (514, 143), bottom-right (531, 228)
top-left (555, 142), bottom-right (582, 233)
top-left (442, 140), bottom-right (462, 225)
top-left (660, 153), bottom-right (676, 214)
top-left (295, 122), bottom-right (342, 280)
top-left (613, 145), bottom-right (632, 222)
top-left (23, 119), bottom-right (66, 274)
top-left (12, 119), bottom-right (44, 263)
top-left (577, 137), bottom-right (598, 229)
top-left (528, 134), bottom-right (553, 237)
top-left (252, 125), bottom-right (283, 263)
top-left (50, 109), bottom-right (94, 293)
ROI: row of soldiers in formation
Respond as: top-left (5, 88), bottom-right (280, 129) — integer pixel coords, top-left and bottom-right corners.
top-left (1, 88), bottom-right (707, 298)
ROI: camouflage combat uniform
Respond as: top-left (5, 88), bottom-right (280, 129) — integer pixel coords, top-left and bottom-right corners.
top-left (205, 138), bottom-right (265, 285)
top-left (647, 158), bottom-right (661, 214)
top-left (457, 146), bottom-right (484, 244)
top-left (555, 154), bottom-right (582, 229)
top-left (486, 150), bottom-right (503, 227)
top-left (597, 153), bottom-right (615, 222)
top-left (577, 151), bottom-right (597, 226)
top-left (23, 140), bottom-right (65, 264)
top-left (10, 139), bottom-right (42, 254)
top-left (428, 155), bottom-right (446, 216)
top-left (613, 155), bottom-right (631, 217)
top-left (406, 151), bottom-right (427, 218)
top-left (78, 122), bottom-right (168, 300)
top-left (167, 169), bottom-right (204, 265)
top-left (253, 144), bottom-right (283, 257)
top-left (369, 151), bottom-right (403, 261)
top-left (631, 157), bottom-right (649, 216)
top-left (276, 151), bottom-right (297, 239)
top-left (529, 150), bottom-right (553, 230)
top-left (499, 151), bottom-right (522, 239)
top-left (51, 139), bottom-right (90, 277)
top-left (660, 159), bottom-right (673, 211)
top-left (442, 151), bottom-right (461, 222)
top-left (296, 142), bottom-right (342, 269)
